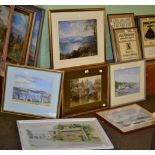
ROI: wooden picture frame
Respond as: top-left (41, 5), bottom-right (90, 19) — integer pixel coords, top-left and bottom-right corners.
top-left (7, 6), bottom-right (35, 65)
top-left (17, 118), bottom-right (114, 149)
top-left (48, 8), bottom-right (106, 69)
top-left (19, 5), bottom-right (45, 66)
top-left (114, 27), bottom-right (142, 62)
top-left (110, 60), bottom-right (145, 107)
top-left (62, 64), bottom-right (109, 118)
top-left (1, 64), bottom-right (63, 118)
top-left (138, 15), bottom-right (155, 60)
top-left (95, 104), bottom-right (155, 134)
top-left (108, 13), bottom-right (136, 62)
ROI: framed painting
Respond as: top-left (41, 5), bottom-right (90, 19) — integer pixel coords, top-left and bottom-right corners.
top-left (108, 13), bottom-right (135, 62)
top-left (19, 5), bottom-right (45, 66)
top-left (48, 8), bottom-right (106, 69)
top-left (110, 60), bottom-right (145, 107)
top-left (139, 15), bottom-right (155, 60)
top-left (1, 64), bottom-right (63, 118)
top-left (62, 64), bottom-right (109, 118)
top-left (7, 6), bottom-right (35, 65)
top-left (96, 104), bottom-right (155, 134)
top-left (114, 27), bottom-right (142, 62)
top-left (17, 118), bottom-right (114, 149)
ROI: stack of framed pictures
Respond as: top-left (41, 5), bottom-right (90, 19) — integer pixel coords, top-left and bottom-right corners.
top-left (1, 64), bottom-right (63, 118)
top-left (17, 118), bottom-right (114, 150)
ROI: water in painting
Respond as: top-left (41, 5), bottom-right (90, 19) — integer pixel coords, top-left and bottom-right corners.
top-left (59, 19), bottom-right (97, 60)
top-left (70, 75), bottom-right (101, 107)
top-left (115, 67), bottom-right (140, 97)
top-left (12, 74), bottom-right (52, 107)
top-left (0, 6), bottom-right (9, 54)
top-left (7, 11), bottom-right (28, 63)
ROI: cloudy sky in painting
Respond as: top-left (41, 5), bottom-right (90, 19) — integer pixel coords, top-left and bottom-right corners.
top-left (115, 67), bottom-right (140, 83)
top-left (59, 19), bottom-right (96, 39)
top-left (0, 6), bottom-right (9, 26)
top-left (11, 11), bottom-right (28, 38)
top-left (14, 74), bottom-right (52, 93)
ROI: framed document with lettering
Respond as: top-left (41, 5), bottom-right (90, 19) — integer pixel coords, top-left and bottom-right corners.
top-left (114, 27), bottom-right (142, 62)
top-left (108, 13), bottom-right (135, 61)
top-left (139, 15), bottom-right (155, 60)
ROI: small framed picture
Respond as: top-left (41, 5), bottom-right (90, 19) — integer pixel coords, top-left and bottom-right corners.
top-left (7, 6), bottom-right (35, 65)
top-left (1, 64), bottom-right (63, 118)
top-left (19, 5), bottom-right (45, 66)
top-left (96, 104), bottom-right (155, 134)
top-left (110, 60), bottom-right (145, 107)
top-left (108, 13), bottom-right (135, 61)
top-left (114, 27), bottom-right (142, 62)
top-left (17, 118), bottom-right (114, 150)
top-left (0, 5), bottom-right (14, 61)
top-left (62, 64), bottom-right (109, 118)
top-left (48, 8), bottom-right (106, 69)
top-left (139, 15), bottom-right (155, 60)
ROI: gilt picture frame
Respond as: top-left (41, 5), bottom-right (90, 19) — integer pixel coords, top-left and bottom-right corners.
top-left (110, 60), bottom-right (145, 107)
top-left (1, 64), bottom-right (63, 118)
top-left (108, 13), bottom-right (135, 62)
top-left (138, 15), bottom-right (155, 60)
top-left (96, 104), bottom-right (155, 134)
top-left (7, 6), bottom-right (35, 65)
top-left (114, 27), bottom-right (142, 62)
top-left (62, 64), bottom-right (109, 118)
top-left (48, 8), bottom-right (106, 69)
top-left (17, 118), bottom-right (114, 150)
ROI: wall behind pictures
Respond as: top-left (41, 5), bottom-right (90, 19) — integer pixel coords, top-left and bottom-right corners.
top-left (38, 5), bottom-right (155, 67)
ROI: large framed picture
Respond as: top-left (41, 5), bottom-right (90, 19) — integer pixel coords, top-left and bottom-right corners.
top-left (1, 64), bottom-right (63, 118)
top-left (139, 15), bottom-right (155, 60)
top-left (62, 64), bottom-right (109, 118)
top-left (7, 6), bottom-right (35, 65)
top-left (110, 60), bottom-right (145, 107)
top-left (19, 5), bottom-right (45, 66)
top-left (96, 104), bottom-right (155, 134)
top-left (0, 5), bottom-right (14, 61)
top-left (108, 13), bottom-right (135, 61)
top-left (114, 27), bottom-right (142, 62)
top-left (17, 118), bottom-right (114, 150)
top-left (48, 8), bottom-right (106, 69)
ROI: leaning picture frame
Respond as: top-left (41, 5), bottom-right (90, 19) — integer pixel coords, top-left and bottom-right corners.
top-left (48, 8), bottom-right (106, 69)
top-left (114, 27), bottom-right (142, 62)
top-left (7, 6), bottom-right (35, 65)
top-left (110, 60), bottom-right (145, 107)
top-left (95, 104), bottom-right (155, 134)
top-left (62, 64), bottom-right (109, 118)
top-left (1, 64), bottom-right (63, 118)
top-left (19, 5), bottom-right (45, 66)
top-left (108, 13), bottom-right (135, 62)
top-left (17, 118), bottom-right (114, 150)
top-left (138, 15), bottom-right (155, 60)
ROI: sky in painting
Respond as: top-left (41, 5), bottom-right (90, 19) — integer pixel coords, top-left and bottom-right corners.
top-left (0, 6), bottom-right (9, 26)
top-left (13, 74), bottom-right (52, 93)
top-left (30, 11), bottom-right (41, 53)
top-left (115, 67), bottom-right (140, 83)
top-left (59, 19), bottom-right (96, 39)
top-left (11, 11), bottom-right (28, 38)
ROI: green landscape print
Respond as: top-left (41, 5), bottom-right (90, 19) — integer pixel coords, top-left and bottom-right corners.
top-left (8, 11), bottom-right (28, 63)
top-left (115, 67), bottom-right (140, 97)
top-left (59, 19), bottom-right (97, 60)
top-left (0, 6), bottom-right (9, 54)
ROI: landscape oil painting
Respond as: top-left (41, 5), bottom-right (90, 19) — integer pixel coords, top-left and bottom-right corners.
top-left (0, 6), bottom-right (9, 54)
top-left (59, 19), bottom-right (97, 60)
top-left (70, 75), bottom-right (101, 107)
top-left (115, 67), bottom-right (140, 97)
top-left (12, 74), bottom-right (52, 107)
top-left (7, 10), bottom-right (28, 63)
